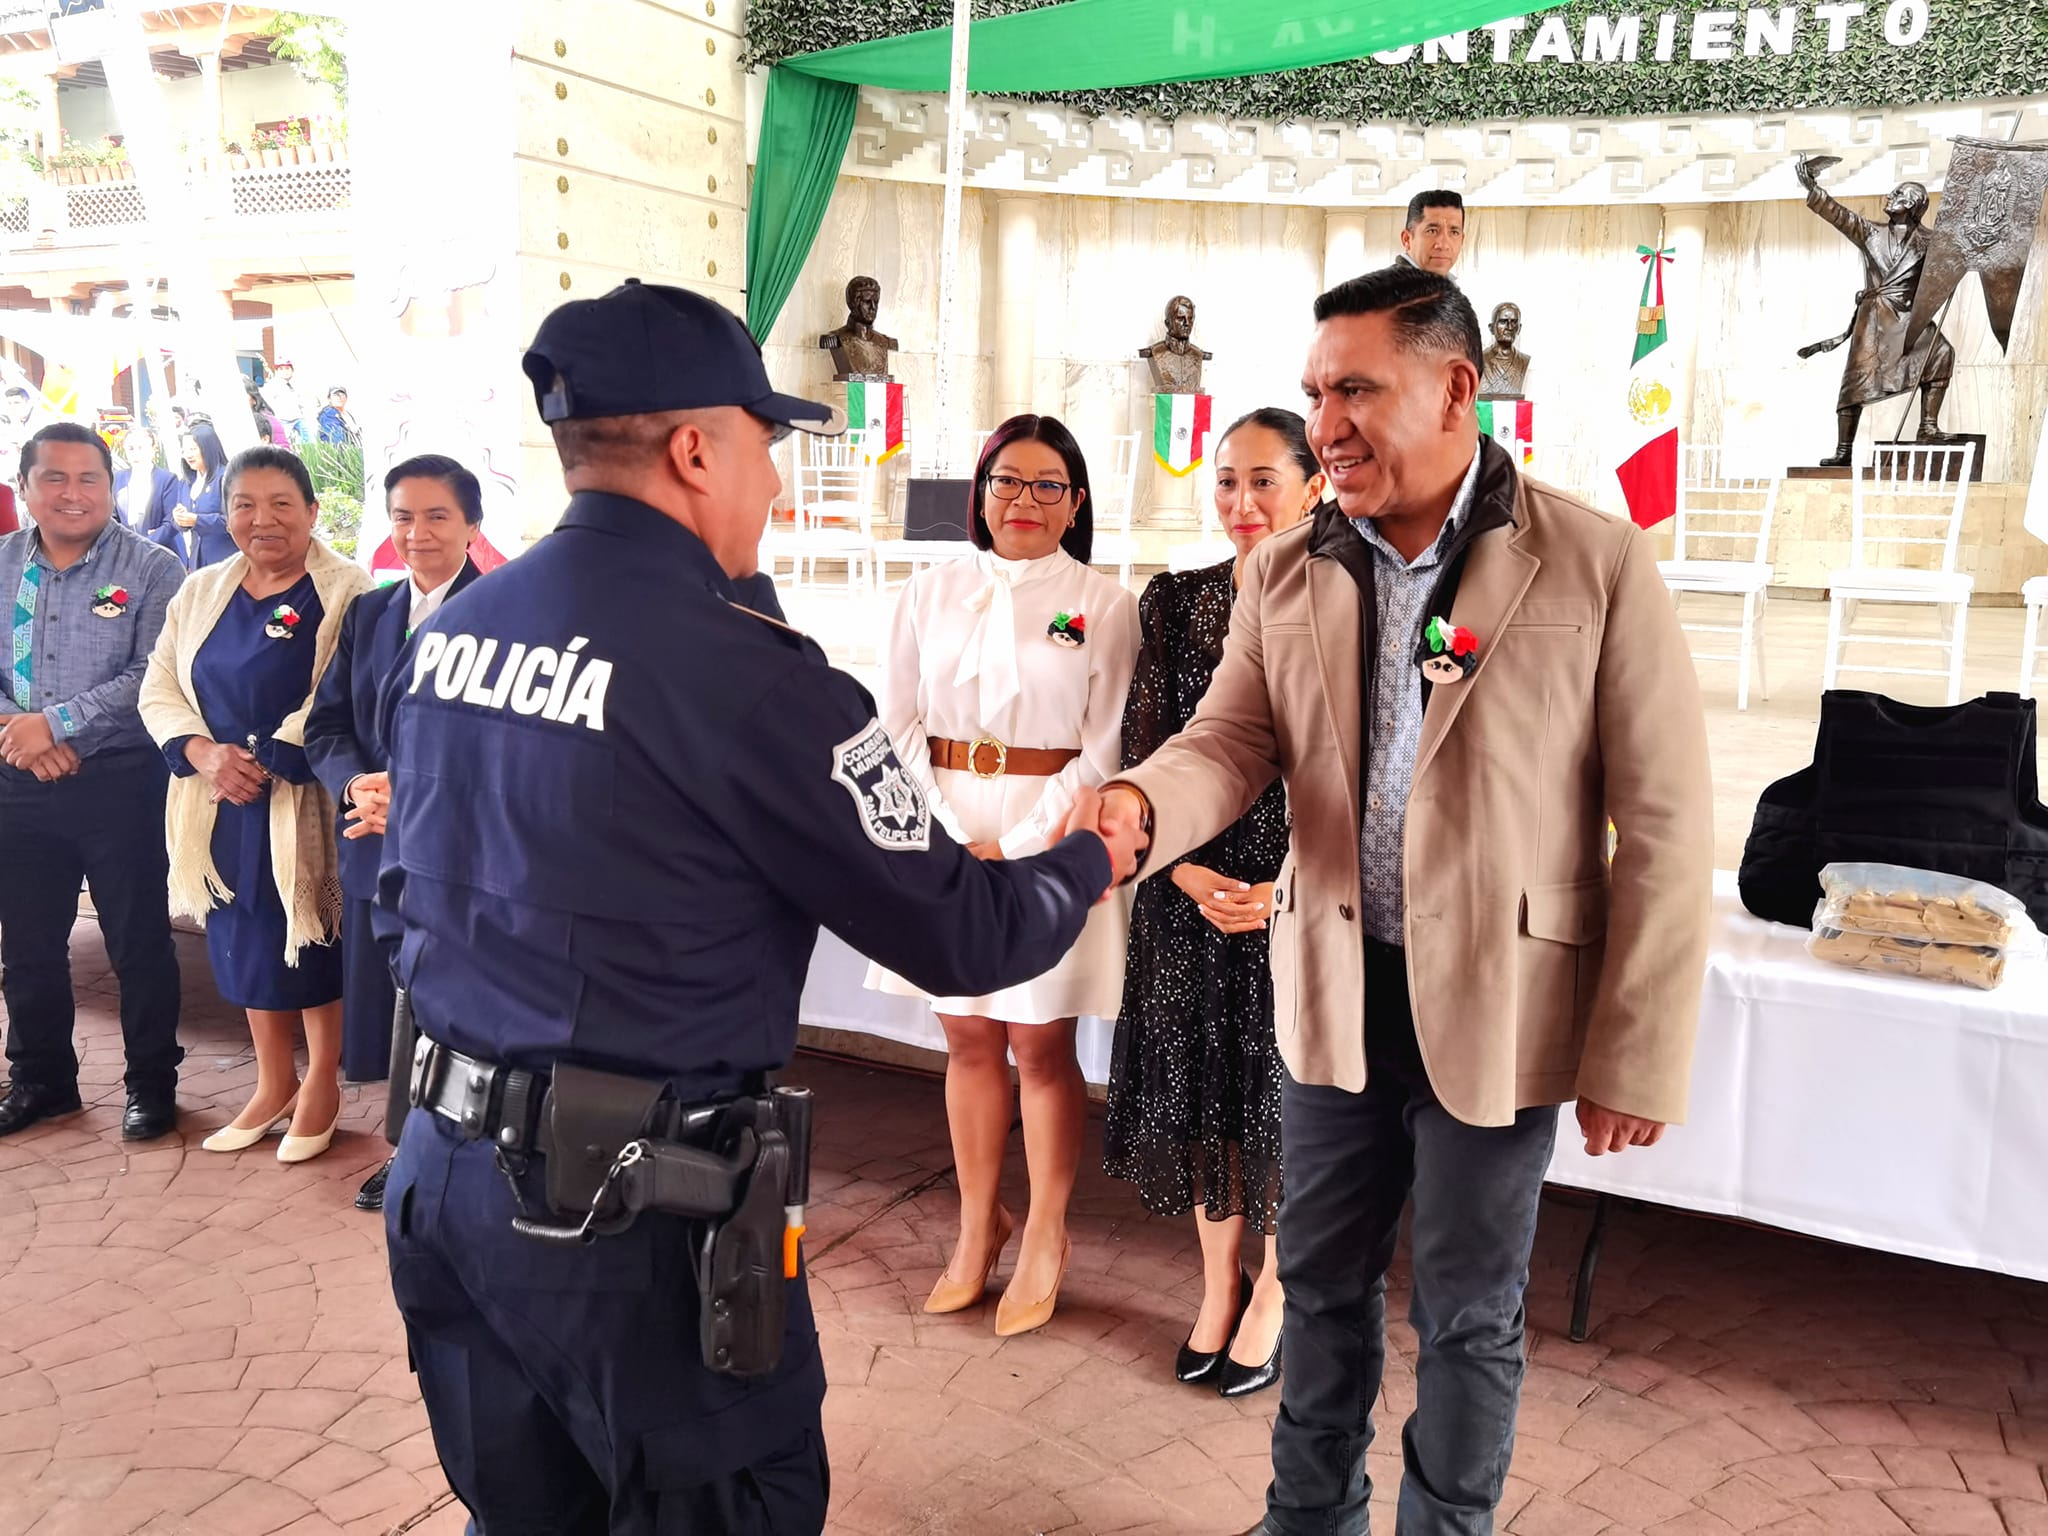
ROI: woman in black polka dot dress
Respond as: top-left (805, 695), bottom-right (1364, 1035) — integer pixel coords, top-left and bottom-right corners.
top-left (1104, 408), bottom-right (1326, 1398)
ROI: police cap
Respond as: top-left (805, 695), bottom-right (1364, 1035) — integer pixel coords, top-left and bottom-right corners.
top-left (522, 279), bottom-right (842, 437)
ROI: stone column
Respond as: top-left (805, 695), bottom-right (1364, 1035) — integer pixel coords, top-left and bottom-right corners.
top-left (992, 192), bottom-right (1039, 425)
top-left (1324, 211), bottom-right (1369, 291)
top-left (196, 51), bottom-right (224, 154)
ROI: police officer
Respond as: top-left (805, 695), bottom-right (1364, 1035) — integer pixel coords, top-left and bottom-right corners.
top-left (375, 280), bottom-right (1142, 1534)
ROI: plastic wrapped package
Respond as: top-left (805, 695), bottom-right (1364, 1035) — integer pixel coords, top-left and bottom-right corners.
top-left (1806, 863), bottom-right (2041, 991)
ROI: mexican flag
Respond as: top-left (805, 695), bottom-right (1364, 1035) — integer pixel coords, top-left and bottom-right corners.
top-left (846, 380), bottom-right (905, 464)
top-left (1616, 243), bottom-right (1679, 530)
top-left (1154, 393), bottom-right (1213, 476)
top-left (1476, 400), bottom-right (1534, 466)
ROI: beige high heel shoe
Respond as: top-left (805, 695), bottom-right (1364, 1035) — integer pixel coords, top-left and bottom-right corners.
top-left (278, 1110), bottom-right (340, 1164)
top-left (924, 1207), bottom-right (1015, 1314)
top-left (994, 1237), bottom-right (1071, 1337)
top-left (201, 1091), bottom-right (299, 1153)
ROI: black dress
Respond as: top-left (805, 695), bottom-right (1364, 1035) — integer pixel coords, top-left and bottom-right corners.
top-left (1104, 561), bottom-right (1289, 1233)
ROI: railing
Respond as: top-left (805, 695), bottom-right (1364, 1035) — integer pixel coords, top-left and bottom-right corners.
top-left (0, 150), bottom-right (352, 251)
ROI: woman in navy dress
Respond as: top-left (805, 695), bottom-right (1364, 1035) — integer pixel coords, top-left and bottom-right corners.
top-left (152, 421), bottom-right (235, 570)
top-left (140, 447), bottom-right (372, 1161)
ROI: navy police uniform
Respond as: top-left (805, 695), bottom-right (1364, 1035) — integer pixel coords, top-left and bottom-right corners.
top-left (377, 281), bottom-right (1111, 1534)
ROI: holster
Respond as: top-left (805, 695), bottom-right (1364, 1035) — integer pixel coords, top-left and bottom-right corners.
top-left (518, 1066), bottom-right (810, 1379)
top-left (695, 1127), bottom-right (791, 1379)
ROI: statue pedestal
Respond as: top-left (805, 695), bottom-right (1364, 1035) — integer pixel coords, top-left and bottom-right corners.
top-left (1148, 461), bottom-right (1203, 531)
top-left (1786, 434), bottom-right (1986, 484)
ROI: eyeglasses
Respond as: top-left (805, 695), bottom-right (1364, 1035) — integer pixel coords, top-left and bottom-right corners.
top-left (986, 473), bottom-right (1072, 506)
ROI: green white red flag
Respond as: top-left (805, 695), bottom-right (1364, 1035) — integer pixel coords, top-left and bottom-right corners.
top-left (1616, 243), bottom-right (1678, 530)
top-left (846, 380), bottom-right (906, 463)
top-left (1476, 399), bottom-right (1534, 466)
top-left (1153, 392), bottom-right (1212, 476)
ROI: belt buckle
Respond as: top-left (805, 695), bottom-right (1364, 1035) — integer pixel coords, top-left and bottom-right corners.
top-left (967, 736), bottom-right (1007, 779)
top-left (407, 1034), bottom-right (436, 1109)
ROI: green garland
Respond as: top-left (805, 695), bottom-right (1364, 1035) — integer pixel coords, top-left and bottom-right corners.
top-left (743, 0), bottom-right (2048, 125)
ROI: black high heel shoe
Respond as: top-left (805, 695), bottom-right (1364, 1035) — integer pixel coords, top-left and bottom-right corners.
top-left (1175, 1269), bottom-right (1251, 1385)
top-left (1217, 1330), bottom-right (1282, 1398)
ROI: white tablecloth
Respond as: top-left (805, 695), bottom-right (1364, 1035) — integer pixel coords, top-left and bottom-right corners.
top-left (799, 870), bottom-right (2048, 1283)
top-left (1545, 871), bottom-right (2048, 1284)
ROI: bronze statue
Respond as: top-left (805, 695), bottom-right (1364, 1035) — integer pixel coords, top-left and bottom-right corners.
top-left (1138, 295), bottom-right (1213, 395)
top-left (1479, 302), bottom-right (1530, 398)
top-left (818, 276), bottom-right (898, 382)
top-left (1794, 154), bottom-right (1960, 466)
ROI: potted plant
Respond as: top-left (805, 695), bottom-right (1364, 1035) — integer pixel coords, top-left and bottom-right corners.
top-left (223, 138), bottom-right (248, 172)
top-left (102, 139), bottom-right (131, 182)
top-left (254, 128), bottom-right (283, 168)
top-left (282, 120), bottom-right (306, 165)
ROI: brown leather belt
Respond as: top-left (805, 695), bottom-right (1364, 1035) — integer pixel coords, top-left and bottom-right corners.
top-left (928, 736), bottom-right (1080, 780)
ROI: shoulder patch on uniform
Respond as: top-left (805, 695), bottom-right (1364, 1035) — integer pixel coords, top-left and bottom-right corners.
top-left (830, 721), bottom-right (932, 852)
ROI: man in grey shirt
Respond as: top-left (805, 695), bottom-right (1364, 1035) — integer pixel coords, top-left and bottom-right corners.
top-left (0, 423), bottom-right (187, 1140)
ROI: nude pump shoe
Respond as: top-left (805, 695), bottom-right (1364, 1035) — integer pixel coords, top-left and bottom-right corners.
top-left (201, 1091), bottom-right (298, 1153)
top-left (925, 1207), bottom-right (1015, 1314)
top-left (994, 1237), bottom-right (1071, 1337)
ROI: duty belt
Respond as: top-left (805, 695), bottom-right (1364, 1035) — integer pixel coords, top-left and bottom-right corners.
top-left (409, 1035), bottom-right (548, 1152)
top-left (405, 1035), bottom-right (816, 1379)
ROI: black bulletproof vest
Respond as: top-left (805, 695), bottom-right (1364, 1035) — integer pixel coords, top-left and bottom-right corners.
top-left (1740, 690), bottom-right (2048, 930)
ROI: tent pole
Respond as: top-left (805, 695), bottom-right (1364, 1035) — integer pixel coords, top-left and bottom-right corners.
top-left (931, 0), bottom-right (971, 474)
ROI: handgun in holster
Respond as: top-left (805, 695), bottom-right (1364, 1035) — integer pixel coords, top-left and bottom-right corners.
top-left (510, 1062), bottom-right (815, 1379)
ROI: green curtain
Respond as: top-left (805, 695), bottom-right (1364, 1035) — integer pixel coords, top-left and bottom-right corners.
top-left (747, 0), bottom-right (1532, 338)
top-left (746, 68), bottom-right (859, 340)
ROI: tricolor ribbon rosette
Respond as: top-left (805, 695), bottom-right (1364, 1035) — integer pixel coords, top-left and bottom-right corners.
top-left (1417, 615), bottom-right (1479, 684)
top-left (1047, 611), bottom-right (1087, 649)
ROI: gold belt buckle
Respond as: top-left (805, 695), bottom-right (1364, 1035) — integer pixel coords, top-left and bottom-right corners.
top-left (967, 736), bottom-right (1008, 779)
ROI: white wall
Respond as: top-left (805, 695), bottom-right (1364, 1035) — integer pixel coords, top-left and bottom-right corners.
top-left (58, 62), bottom-right (339, 151)
top-left (763, 176), bottom-right (2048, 512)
top-left (246, 280), bottom-right (359, 406)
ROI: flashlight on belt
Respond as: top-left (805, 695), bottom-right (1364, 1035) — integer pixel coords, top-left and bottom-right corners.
top-left (773, 1085), bottom-right (813, 1279)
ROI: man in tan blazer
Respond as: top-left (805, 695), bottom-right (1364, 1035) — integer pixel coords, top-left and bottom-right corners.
top-left (1081, 266), bottom-right (1713, 1536)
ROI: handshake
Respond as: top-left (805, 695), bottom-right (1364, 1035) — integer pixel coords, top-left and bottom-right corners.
top-left (1059, 783), bottom-right (1152, 899)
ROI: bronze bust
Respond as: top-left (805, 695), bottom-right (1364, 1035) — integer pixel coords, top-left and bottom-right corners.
top-left (1138, 295), bottom-right (1213, 395)
top-left (819, 276), bottom-right (898, 382)
top-left (1794, 155), bottom-right (1960, 466)
top-left (1479, 302), bottom-right (1530, 399)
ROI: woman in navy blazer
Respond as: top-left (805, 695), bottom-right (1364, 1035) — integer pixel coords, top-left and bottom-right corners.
top-left (114, 427), bottom-right (182, 536)
top-left (306, 454), bottom-right (486, 1210)
top-left (152, 421), bottom-right (236, 569)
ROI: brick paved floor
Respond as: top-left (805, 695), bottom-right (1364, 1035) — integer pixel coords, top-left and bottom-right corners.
top-left (3, 920), bottom-right (2046, 1535)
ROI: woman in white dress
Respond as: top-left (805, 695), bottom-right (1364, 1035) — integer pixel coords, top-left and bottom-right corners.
top-left (871, 414), bottom-right (1139, 1336)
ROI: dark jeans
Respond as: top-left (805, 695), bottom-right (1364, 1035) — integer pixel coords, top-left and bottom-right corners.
top-left (0, 751), bottom-right (182, 1096)
top-left (1267, 940), bottom-right (1558, 1536)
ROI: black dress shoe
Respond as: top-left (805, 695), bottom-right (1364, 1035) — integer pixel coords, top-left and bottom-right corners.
top-left (355, 1160), bottom-right (392, 1211)
top-left (0, 1082), bottom-right (84, 1138)
top-left (1175, 1268), bottom-right (1252, 1385)
top-left (121, 1088), bottom-right (177, 1141)
top-left (1218, 1335), bottom-right (1282, 1399)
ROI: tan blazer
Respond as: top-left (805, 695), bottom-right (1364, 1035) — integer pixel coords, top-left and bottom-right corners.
top-left (1115, 449), bottom-right (1713, 1128)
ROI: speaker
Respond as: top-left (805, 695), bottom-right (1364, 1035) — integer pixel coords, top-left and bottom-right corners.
top-left (905, 479), bottom-right (974, 542)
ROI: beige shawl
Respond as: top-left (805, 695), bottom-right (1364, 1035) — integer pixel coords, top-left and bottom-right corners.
top-left (137, 539), bottom-right (374, 966)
